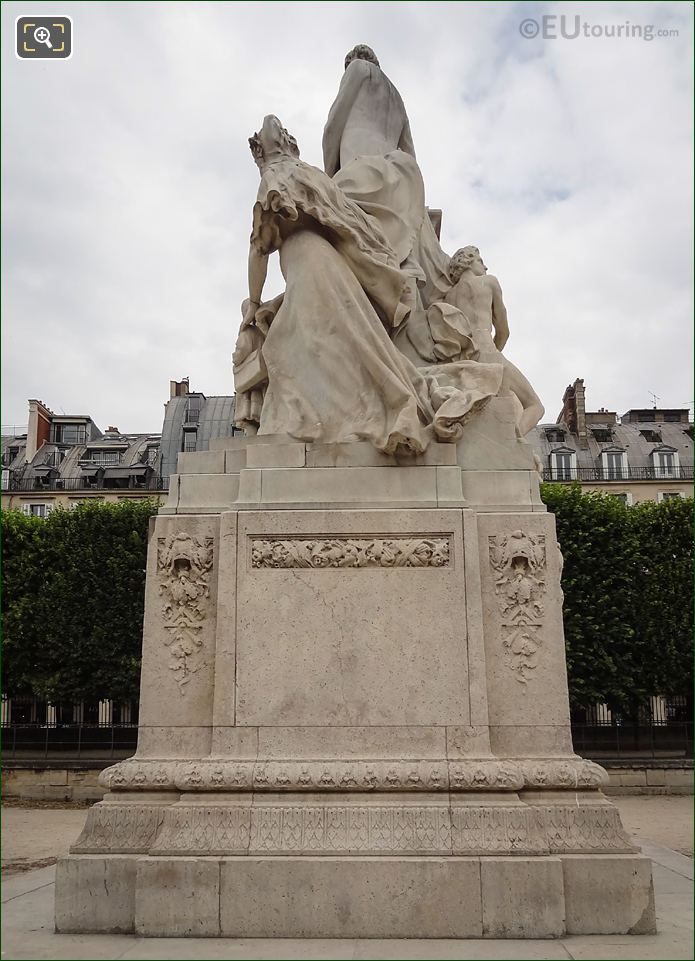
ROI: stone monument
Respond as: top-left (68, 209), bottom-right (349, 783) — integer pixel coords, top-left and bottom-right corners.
top-left (55, 46), bottom-right (655, 938)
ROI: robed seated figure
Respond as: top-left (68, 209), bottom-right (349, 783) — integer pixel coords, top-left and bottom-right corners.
top-left (232, 115), bottom-right (503, 453)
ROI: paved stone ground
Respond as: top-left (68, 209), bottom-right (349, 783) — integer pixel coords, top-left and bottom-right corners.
top-left (615, 795), bottom-right (693, 856)
top-left (1, 797), bottom-right (693, 959)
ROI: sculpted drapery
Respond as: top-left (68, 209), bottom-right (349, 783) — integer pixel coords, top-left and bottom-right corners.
top-left (232, 116), bottom-right (503, 453)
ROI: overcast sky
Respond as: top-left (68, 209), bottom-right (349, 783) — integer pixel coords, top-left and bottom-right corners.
top-left (2, 1), bottom-right (693, 434)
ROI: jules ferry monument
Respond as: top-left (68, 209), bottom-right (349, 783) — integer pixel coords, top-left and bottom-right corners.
top-left (56, 47), bottom-right (655, 938)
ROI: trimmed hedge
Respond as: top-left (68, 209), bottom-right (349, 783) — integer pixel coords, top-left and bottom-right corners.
top-left (2, 491), bottom-right (693, 710)
top-left (540, 484), bottom-right (693, 711)
top-left (2, 500), bottom-right (157, 702)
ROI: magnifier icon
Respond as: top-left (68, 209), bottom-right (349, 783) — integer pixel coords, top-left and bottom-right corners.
top-left (34, 26), bottom-right (53, 49)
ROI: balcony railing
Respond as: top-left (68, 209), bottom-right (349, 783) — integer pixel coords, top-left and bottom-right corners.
top-left (4, 476), bottom-right (169, 493)
top-left (543, 466), bottom-right (694, 483)
top-left (184, 408), bottom-right (201, 423)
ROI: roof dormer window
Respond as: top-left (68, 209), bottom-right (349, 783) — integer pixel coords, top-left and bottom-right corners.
top-left (591, 427), bottom-right (613, 443)
top-left (651, 447), bottom-right (679, 479)
top-left (549, 448), bottom-right (577, 480)
top-left (600, 448), bottom-right (627, 480)
top-left (640, 429), bottom-right (662, 443)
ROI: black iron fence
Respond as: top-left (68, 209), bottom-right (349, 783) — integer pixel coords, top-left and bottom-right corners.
top-left (2, 697), bottom-right (691, 761)
top-left (2, 723), bottom-right (138, 760)
top-left (570, 696), bottom-right (692, 759)
top-left (4, 476), bottom-right (169, 493)
top-left (543, 466), bottom-right (694, 483)
top-left (2, 698), bottom-right (139, 759)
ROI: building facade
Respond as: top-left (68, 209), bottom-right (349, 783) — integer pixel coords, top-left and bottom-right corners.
top-left (528, 379), bottom-right (693, 504)
top-left (1, 399), bottom-right (164, 514)
top-left (159, 379), bottom-right (240, 482)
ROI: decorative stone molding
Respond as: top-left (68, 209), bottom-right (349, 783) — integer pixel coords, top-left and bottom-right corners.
top-left (451, 804), bottom-right (548, 854)
top-left (81, 800), bottom-right (633, 857)
top-left (157, 532), bottom-right (214, 692)
top-left (70, 802), bottom-right (167, 854)
top-left (152, 805), bottom-right (252, 855)
top-left (102, 759), bottom-right (455, 792)
top-left (153, 803), bottom-right (453, 855)
top-left (250, 536), bottom-right (451, 569)
top-left (100, 756), bottom-right (606, 793)
top-left (489, 530), bottom-right (547, 685)
top-left (541, 803), bottom-right (633, 853)
top-left (518, 758), bottom-right (609, 790)
top-left (448, 760), bottom-right (522, 790)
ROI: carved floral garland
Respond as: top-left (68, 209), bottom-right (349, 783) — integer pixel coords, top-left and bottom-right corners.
top-left (157, 532), bottom-right (213, 693)
top-left (489, 530), bottom-right (547, 685)
top-left (251, 536), bottom-right (451, 569)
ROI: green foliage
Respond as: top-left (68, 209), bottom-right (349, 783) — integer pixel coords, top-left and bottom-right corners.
top-left (2, 500), bottom-right (158, 702)
top-left (541, 484), bottom-right (693, 711)
top-left (3, 491), bottom-right (692, 712)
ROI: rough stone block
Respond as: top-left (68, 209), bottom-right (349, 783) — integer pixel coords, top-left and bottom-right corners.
top-left (176, 450), bottom-right (225, 474)
top-left (38, 785), bottom-right (72, 800)
top-left (55, 855), bottom-right (136, 933)
top-left (134, 857), bottom-right (220, 936)
top-left (220, 856), bottom-right (482, 937)
top-left (246, 442), bottom-right (306, 468)
top-left (461, 470), bottom-right (542, 511)
top-left (176, 473), bottom-right (240, 512)
top-left (621, 771), bottom-right (648, 786)
top-left (224, 448), bottom-right (248, 472)
top-left (252, 466), bottom-right (441, 507)
top-left (646, 769), bottom-right (666, 786)
top-left (136, 725), bottom-right (211, 757)
top-left (562, 854), bottom-right (656, 934)
top-left (47, 770), bottom-right (69, 785)
top-left (664, 768), bottom-right (693, 788)
top-left (480, 856), bottom-right (565, 938)
top-left (256, 725), bottom-right (446, 760)
top-left (209, 433), bottom-right (291, 451)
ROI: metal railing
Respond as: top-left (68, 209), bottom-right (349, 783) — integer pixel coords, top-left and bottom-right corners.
top-left (570, 696), bottom-right (692, 759)
top-left (2, 720), bottom-right (690, 762)
top-left (571, 722), bottom-right (693, 759)
top-left (543, 466), bottom-right (694, 483)
top-left (2, 723), bottom-right (138, 760)
top-left (4, 477), bottom-right (169, 493)
top-left (184, 408), bottom-right (201, 423)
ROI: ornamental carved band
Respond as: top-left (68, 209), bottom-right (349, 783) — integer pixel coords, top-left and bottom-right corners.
top-left (489, 530), bottom-right (547, 685)
top-left (251, 536), bottom-right (451, 569)
top-left (157, 532), bottom-right (214, 693)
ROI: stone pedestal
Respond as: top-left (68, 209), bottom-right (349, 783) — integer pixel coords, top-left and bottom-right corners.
top-left (55, 404), bottom-right (655, 937)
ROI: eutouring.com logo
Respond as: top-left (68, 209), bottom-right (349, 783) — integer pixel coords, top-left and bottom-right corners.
top-left (519, 15), bottom-right (679, 42)
top-left (16, 16), bottom-right (72, 59)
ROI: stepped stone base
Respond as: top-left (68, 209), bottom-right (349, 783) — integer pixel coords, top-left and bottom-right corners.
top-left (54, 422), bottom-right (655, 937)
top-left (56, 848), bottom-right (654, 938)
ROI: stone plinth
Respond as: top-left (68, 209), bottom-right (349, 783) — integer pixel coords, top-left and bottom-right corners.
top-left (55, 421), bottom-right (655, 937)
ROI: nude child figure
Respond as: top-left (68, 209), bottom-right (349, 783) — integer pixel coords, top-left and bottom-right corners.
top-left (444, 246), bottom-right (544, 436)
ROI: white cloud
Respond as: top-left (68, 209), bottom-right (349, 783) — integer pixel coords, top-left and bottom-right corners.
top-left (2, 0), bottom-right (693, 432)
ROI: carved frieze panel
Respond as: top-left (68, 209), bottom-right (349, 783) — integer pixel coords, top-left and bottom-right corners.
top-left (157, 532), bottom-right (214, 692)
top-left (79, 799), bottom-right (632, 856)
top-left (489, 530), bottom-right (547, 685)
top-left (70, 802), bottom-right (167, 854)
top-left (250, 536), bottom-right (451, 569)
